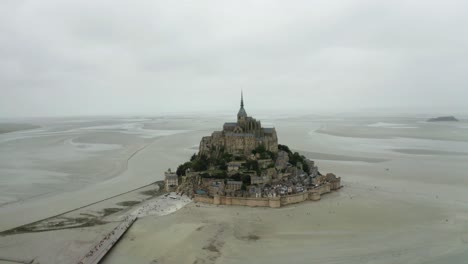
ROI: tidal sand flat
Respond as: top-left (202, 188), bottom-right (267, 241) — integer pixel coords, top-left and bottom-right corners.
top-left (103, 179), bottom-right (468, 264)
top-left (0, 183), bottom-right (190, 264)
top-left (0, 116), bottom-right (218, 230)
top-left (103, 115), bottom-right (468, 264)
top-left (315, 117), bottom-right (468, 142)
top-left (1, 115), bottom-right (468, 264)
top-left (0, 123), bottom-right (40, 134)
top-left (298, 150), bottom-right (388, 163)
top-left (391, 148), bottom-right (468, 156)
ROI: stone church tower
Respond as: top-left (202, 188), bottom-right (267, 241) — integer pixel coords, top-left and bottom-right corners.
top-left (237, 91), bottom-right (247, 121)
top-left (199, 92), bottom-right (278, 158)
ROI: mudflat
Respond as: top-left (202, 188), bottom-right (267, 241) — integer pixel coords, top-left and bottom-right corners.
top-left (1, 115), bottom-right (468, 264)
top-left (0, 123), bottom-right (39, 134)
top-left (104, 175), bottom-right (468, 264)
top-left (103, 116), bottom-right (468, 264)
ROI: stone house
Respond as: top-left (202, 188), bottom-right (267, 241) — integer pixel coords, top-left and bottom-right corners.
top-left (250, 176), bottom-right (271, 185)
top-left (262, 167), bottom-right (278, 179)
top-left (227, 161), bottom-right (245, 172)
top-left (306, 159), bottom-right (319, 177)
top-left (278, 186), bottom-right (288, 195)
top-left (311, 175), bottom-right (325, 186)
top-left (275, 151), bottom-right (289, 170)
top-left (311, 173), bottom-right (341, 190)
top-left (258, 159), bottom-right (273, 169)
top-left (209, 181), bottom-right (225, 196)
top-left (164, 168), bottom-right (178, 191)
top-left (242, 171), bottom-right (258, 178)
top-left (248, 185), bottom-right (262, 197)
top-left (225, 181), bottom-right (242, 192)
top-left (295, 185), bottom-right (305, 193)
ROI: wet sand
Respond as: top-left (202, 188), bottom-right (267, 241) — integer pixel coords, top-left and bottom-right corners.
top-left (391, 148), bottom-right (468, 156)
top-left (298, 150), bottom-right (388, 163)
top-left (0, 186), bottom-right (190, 264)
top-left (1, 115), bottom-right (468, 263)
top-left (0, 116), bottom-right (217, 264)
top-left (0, 123), bottom-right (40, 134)
top-left (0, 118), bottom-right (215, 231)
top-left (103, 116), bottom-right (468, 264)
top-left (103, 175), bottom-right (468, 264)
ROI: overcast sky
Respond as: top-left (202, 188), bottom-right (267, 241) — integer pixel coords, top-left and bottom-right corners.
top-left (1, 0), bottom-right (467, 118)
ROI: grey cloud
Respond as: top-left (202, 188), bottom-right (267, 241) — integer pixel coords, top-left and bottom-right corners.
top-left (1, 0), bottom-right (468, 117)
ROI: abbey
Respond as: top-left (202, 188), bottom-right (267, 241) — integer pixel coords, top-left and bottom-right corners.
top-left (199, 92), bottom-right (278, 157)
top-left (173, 93), bottom-right (342, 208)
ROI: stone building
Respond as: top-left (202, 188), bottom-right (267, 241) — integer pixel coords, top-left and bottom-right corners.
top-left (227, 161), bottom-right (245, 172)
top-left (251, 175), bottom-right (271, 185)
top-left (275, 151), bottom-right (289, 170)
top-left (258, 159), bottom-right (273, 169)
top-left (261, 167), bottom-right (278, 179)
top-left (325, 173), bottom-right (342, 190)
top-left (225, 181), bottom-right (242, 192)
top-left (199, 92), bottom-right (278, 158)
top-left (164, 168), bottom-right (178, 191)
top-left (311, 173), bottom-right (341, 190)
top-left (306, 159), bottom-right (319, 177)
top-left (209, 181), bottom-right (225, 196)
top-left (248, 185), bottom-right (262, 197)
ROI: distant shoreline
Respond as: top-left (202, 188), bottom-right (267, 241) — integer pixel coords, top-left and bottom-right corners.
top-left (0, 123), bottom-right (40, 134)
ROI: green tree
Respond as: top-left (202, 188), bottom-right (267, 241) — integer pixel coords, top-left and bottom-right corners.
top-left (302, 160), bottom-right (310, 174)
top-left (241, 183), bottom-right (247, 191)
top-left (278, 144), bottom-right (292, 154)
top-left (245, 160), bottom-right (259, 173)
top-left (252, 144), bottom-right (267, 155)
top-left (241, 174), bottom-right (251, 185)
top-left (192, 159), bottom-right (208, 171)
top-left (230, 173), bottom-right (242, 181)
top-left (176, 161), bottom-right (193, 176)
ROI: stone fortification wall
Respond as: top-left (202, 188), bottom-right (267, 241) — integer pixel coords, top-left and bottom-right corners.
top-left (219, 196), bottom-right (271, 207)
top-left (199, 130), bottom-right (278, 157)
top-left (280, 192), bottom-right (309, 205)
top-left (309, 191), bottom-right (321, 201)
top-left (315, 183), bottom-right (331, 194)
top-left (194, 195), bottom-right (214, 204)
top-left (330, 177), bottom-right (342, 190)
top-left (193, 184), bottom-right (334, 208)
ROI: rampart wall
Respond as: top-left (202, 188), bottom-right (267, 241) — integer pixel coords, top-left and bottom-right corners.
top-left (193, 183), bottom-right (335, 208)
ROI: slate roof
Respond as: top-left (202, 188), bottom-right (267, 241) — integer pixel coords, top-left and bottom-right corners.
top-left (227, 181), bottom-right (242, 185)
top-left (225, 133), bottom-right (255, 137)
top-left (166, 174), bottom-right (178, 180)
top-left (238, 107), bottom-right (247, 118)
top-left (224, 122), bottom-right (237, 127)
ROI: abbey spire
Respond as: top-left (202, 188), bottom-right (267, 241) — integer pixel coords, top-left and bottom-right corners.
top-left (237, 91), bottom-right (247, 120)
top-left (241, 90), bottom-right (244, 108)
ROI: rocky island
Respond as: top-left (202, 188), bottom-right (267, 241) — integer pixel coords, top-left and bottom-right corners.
top-left (427, 116), bottom-right (459, 122)
top-left (166, 93), bottom-right (342, 208)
